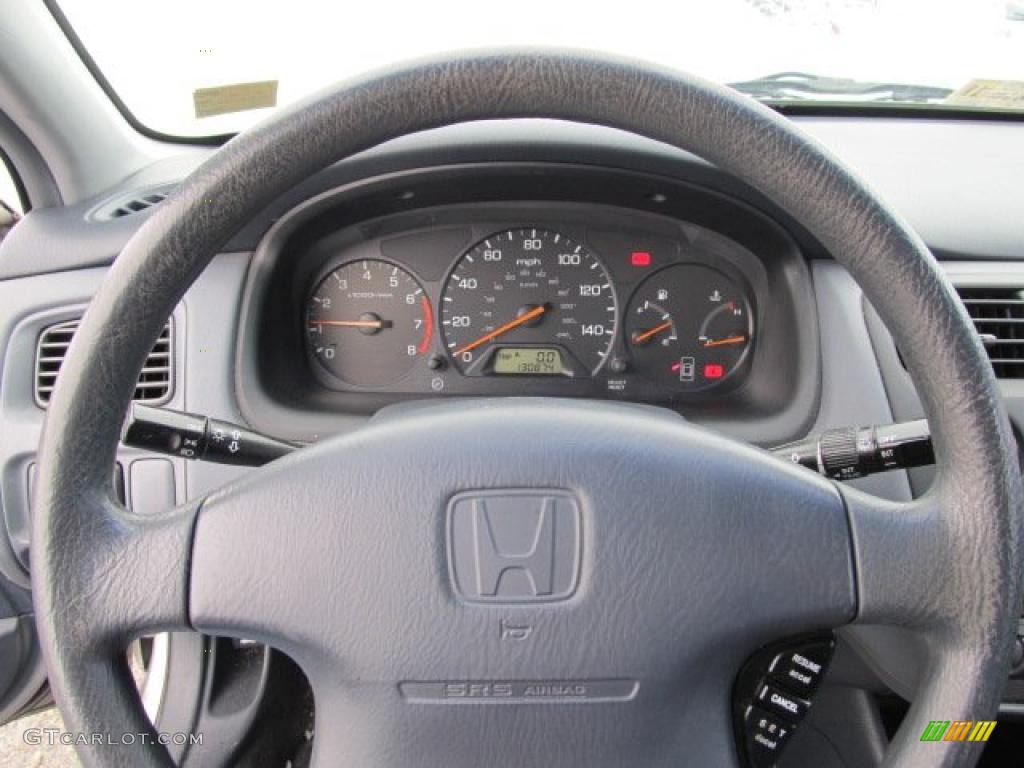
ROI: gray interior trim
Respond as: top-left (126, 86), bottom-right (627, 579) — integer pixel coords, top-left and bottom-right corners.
top-left (809, 262), bottom-right (911, 503)
top-left (0, 109), bottom-right (61, 210)
top-left (0, 272), bottom-right (188, 590)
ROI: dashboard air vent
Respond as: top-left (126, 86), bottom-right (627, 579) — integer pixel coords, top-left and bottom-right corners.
top-left (91, 183), bottom-right (176, 221)
top-left (35, 319), bottom-right (174, 407)
top-left (956, 287), bottom-right (1024, 379)
top-left (108, 192), bottom-right (167, 219)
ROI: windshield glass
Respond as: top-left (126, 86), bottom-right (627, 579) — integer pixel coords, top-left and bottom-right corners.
top-left (56, 0), bottom-right (1024, 139)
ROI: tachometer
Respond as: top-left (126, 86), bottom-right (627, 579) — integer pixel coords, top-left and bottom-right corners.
top-left (306, 260), bottom-right (433, 387)
top-left (441, 229), bottom-right (617, 375)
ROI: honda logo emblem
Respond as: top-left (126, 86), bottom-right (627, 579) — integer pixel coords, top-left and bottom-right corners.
top-left (447, 490), bottom-right (582, 603)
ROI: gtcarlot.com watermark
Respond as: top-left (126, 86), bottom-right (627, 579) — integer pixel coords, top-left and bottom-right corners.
top-left (23, 728), bottom-right (202, 747)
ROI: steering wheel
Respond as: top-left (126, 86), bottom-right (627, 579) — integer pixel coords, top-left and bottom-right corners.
top-left (32, 52), bottom-right (1022, 768)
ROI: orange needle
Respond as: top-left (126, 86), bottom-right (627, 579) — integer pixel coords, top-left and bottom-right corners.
top-left (703, 335), bottom-right (747, 348)
top-left (454, 305), bottom-right (547, 356)
top-left (632, 320), bottom-right (674, 345)
top-left (310, 319), bottom-right (391, 329)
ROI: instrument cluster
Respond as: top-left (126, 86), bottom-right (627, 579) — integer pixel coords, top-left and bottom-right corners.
top-left (239, 169), bottom-right (816, 443)
top-left (304, 222), bottom-right (756, 402)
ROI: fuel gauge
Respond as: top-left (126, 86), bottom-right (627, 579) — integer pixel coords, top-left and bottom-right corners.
top-left (625, 264), bottom-right (753, 391)
top-left (629, 301), bottom-right (678, 349)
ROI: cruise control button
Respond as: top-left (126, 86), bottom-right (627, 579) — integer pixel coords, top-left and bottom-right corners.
top-left (768, 640), bottom-right (834, 695)
top-left (757, 683), bottom-right (809, 721)
top-left (791, 640), bottom-right (833, 672)
top-left (744, 705), bottom-right (796, 767)
top-left (770, 638), bottom-right (831, 696)
top-left (775, 661), bottom-right (816, 693)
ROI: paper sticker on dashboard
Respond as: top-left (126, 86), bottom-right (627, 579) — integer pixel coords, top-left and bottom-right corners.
top-left (945, 80), bottom-right (1024, 110)
top-left (193, 80), bottom-right (278, 119)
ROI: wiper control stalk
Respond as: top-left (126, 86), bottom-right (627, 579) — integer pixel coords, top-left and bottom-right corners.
top-left (774, 419), bottom-right (933, 481)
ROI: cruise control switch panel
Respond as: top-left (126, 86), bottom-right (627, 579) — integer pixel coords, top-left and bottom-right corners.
top-left (733, 634), bottom-right (835, 767)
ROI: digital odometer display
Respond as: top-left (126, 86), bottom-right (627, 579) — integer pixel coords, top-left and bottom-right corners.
top-left (493, 347), bottom-right (565, 375)
top-left (440, 229), bottom-right (617, 374)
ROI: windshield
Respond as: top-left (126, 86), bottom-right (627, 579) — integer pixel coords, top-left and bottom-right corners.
top-left (56, 0), bottom-right (1024, 139)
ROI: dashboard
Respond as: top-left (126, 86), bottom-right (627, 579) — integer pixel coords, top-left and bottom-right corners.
top-left (236, 164), bottom-right (820, 444)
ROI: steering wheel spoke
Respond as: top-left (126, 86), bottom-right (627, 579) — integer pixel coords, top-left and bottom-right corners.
top-left (842, 485), bottom-right (952, 630)
top-left (34, 491), bottom-right (197, 650)
top-left (31, 486), bottom-right (195, 767)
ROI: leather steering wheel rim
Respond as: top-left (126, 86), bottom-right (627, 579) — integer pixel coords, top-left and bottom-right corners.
top-left (33, 51), bottom-right (1022, 767)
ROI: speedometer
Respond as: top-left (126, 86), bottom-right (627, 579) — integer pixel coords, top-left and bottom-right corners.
top-left (440, 229), bottom-right (617, 375)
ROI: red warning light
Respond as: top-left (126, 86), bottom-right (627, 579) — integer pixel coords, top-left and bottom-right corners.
top-left (703, 363), bottom-right (725, 380)
top-left (630, 251), bottom-right (652, 267)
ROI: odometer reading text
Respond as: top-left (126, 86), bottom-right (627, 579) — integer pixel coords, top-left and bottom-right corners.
top-left (493, 347), bottom-right (565, 375)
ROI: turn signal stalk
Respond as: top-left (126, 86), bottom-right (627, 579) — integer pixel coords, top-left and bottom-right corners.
top-left (123, 404), bottom-right (297, 467)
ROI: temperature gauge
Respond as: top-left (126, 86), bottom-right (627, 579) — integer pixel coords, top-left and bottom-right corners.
top-left (625, 264), bottom-right (753, 391)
